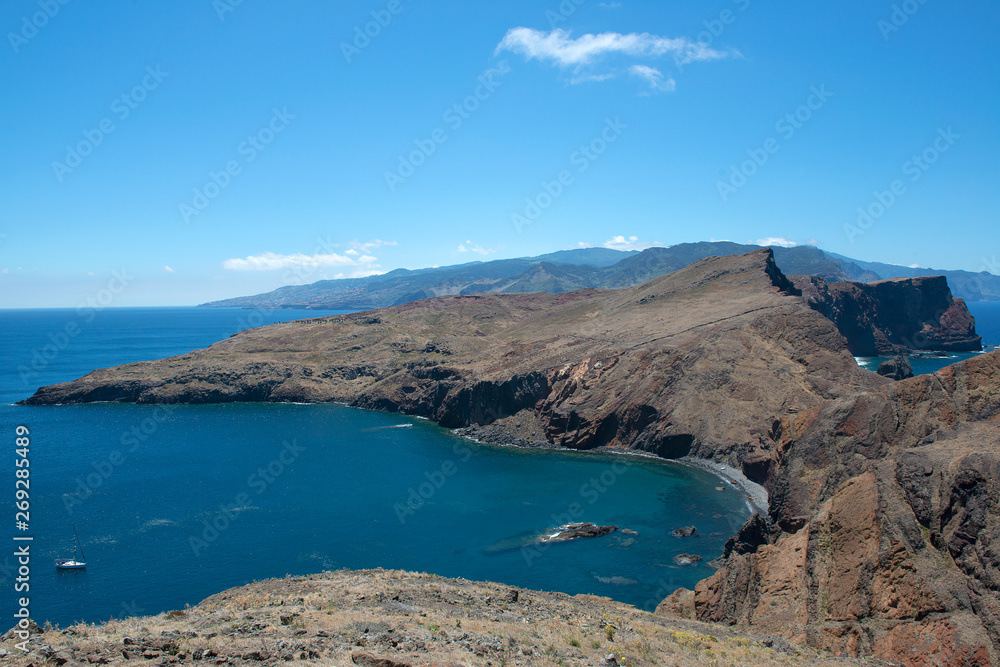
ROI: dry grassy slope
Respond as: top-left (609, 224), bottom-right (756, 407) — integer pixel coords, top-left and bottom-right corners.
top-left (2, 569), bottom-right (885, 667)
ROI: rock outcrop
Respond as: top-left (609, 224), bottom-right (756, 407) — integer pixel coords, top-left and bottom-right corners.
top-left (676, 352), bottom-right (1000, 665)
top-left (795, 275), bottom-right (982, 356)
top-left (538, 522), bottom-right (618, 543)
top-left (877, 355), bottom-right (915, 380)
top-left (21, 250), bottom-right (998, 664)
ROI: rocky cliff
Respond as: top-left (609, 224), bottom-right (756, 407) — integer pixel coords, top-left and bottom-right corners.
top-left (666, 352), bottom-right (1000, 666)
top-left (22, 250), bottom-right (999, 664)
top-left (795, 275), bottom-right (982, 356)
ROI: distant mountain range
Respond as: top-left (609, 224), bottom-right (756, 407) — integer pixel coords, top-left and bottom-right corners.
top-left (201, 242), bottom-right (1000, 310)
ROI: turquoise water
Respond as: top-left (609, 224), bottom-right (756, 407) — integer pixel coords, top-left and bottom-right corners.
top-left (1, 308), bottom-right (750, 626)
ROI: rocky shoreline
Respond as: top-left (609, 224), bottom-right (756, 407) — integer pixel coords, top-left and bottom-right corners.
top-left (676, 457), bottom-right (770, 517)
top-left (455, 423), bottom-right (769, 521)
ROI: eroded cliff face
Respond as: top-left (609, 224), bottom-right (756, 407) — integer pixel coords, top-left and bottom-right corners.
top-left (677, 352), bottom-right (1000, 666)
top-left (795, 275), bottom-right (982, 356)
top-left (21, 250), bottom-right (998, 665)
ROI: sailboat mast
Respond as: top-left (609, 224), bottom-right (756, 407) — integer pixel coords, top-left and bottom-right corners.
top-left (73, 524), bottom-right (85, 561)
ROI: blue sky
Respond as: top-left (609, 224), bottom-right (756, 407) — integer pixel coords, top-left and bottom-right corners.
top-left (1, 0), bottom-right (997, 307)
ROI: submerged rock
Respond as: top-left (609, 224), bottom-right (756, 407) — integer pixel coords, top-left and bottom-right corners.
top-left (673, 553), bottom-right (702, 566)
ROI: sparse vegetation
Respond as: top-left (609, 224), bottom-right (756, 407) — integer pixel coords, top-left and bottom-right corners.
top-left (1, 569), bottom-right (877, 667)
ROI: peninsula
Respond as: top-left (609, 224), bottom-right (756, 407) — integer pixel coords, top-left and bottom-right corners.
top-left (22, 250), bottom-right (1000, 665)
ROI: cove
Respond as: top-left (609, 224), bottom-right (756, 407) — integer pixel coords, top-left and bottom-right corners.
top-left (14, 401), bottom-right (750, 626)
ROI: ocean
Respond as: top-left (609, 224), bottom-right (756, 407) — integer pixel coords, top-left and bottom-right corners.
top-left (4, 301), bottom-right (998, 628)
top-left (1, 307), bottom-right (750, 627)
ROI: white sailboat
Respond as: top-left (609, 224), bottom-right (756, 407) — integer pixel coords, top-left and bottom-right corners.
top-left (55, 525), bottom-right (86, 569)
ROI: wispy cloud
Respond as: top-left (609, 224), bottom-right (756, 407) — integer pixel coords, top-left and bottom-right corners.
top-left (629, 65), bottom-right (675, 93)
top-left (163, 265), bottom-right (175, 273)
top-left (755, 237), bottom-right (798, 248)
top-left (496, 28), bottom-right (731, 67)
top-left (222, 239), bottom-right (396, 278)
top-left (350, 239), bottom-right (396, 253)
top-left (577, 235), bottom-right (664, 252)
top-left (495, 28), bottom-right (738, 92)
top-left (222, 251), bottom-right (380, 274)
top-left (458, 240), bottom-right (503, 256)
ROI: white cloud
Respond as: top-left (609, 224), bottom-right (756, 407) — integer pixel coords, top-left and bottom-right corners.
top-left (163, 265), bottom-right (175, 273)
top-left (908, 263), bottom-right (924, 269)
top-left (629, 65), bottom-right (676, 92)
top-left (755, 237), bottom-right (798, 248)
top-left (496, 28), bottom-right (735, 68)
top-left (222, 251), bottom-right (379, 272)
top-left (457, 240), bottom-right (503, 256)
top-left (222, 239), bottom-right (396, 280)
top-left (569, 72), bottom-right (616, 85)
top-left (1, 268), bottom-right (7, 274)
top-left (577, 235), bottom-right (664, 252)
top-left (350, 239), bottom-right (396, 253)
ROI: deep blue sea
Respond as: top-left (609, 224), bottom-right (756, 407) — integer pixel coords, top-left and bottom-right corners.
top-left (1, 307), bottom-right (752, 627)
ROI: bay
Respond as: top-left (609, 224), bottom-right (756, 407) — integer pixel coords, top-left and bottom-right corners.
top-left (1, 307), bottom-right (750, 626)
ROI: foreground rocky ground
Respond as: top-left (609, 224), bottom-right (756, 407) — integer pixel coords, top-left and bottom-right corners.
top-left (2, 569), bottom-right (885, 667)
top-left (21, 250), bottom-right (1000, 664)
